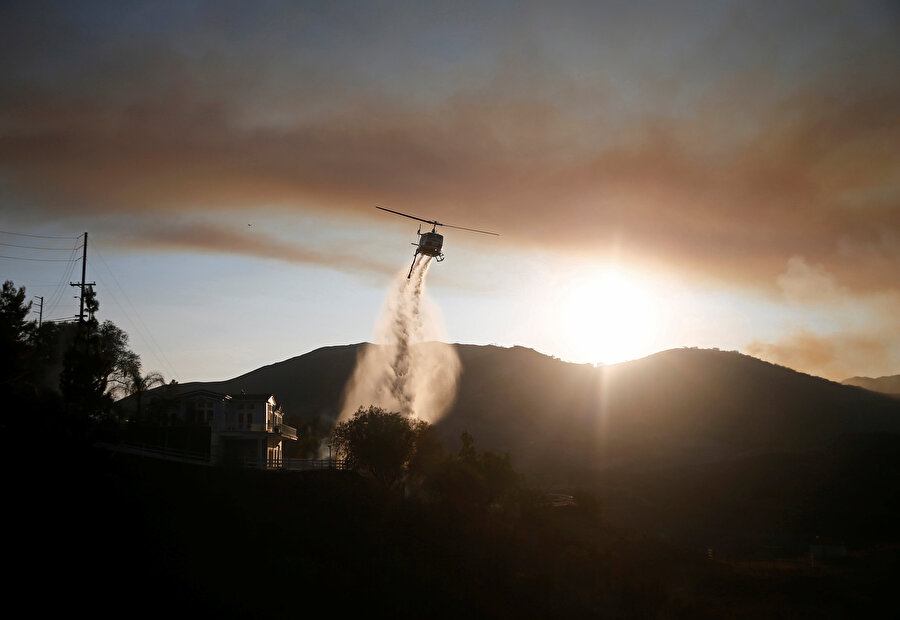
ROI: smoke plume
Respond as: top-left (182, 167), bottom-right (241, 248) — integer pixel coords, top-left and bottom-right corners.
top-left (340, 255), bottom-right (461, 423)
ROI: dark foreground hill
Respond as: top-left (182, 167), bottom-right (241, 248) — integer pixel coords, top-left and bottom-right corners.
top-left (17, 440), bottom-right (900, 619)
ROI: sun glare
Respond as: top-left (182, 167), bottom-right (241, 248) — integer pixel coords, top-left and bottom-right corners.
top-left (560, 268), bottom-right (660, 365)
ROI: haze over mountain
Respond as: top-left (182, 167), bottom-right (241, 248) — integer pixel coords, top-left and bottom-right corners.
top-left (842, 375), bottom-right (900, 397)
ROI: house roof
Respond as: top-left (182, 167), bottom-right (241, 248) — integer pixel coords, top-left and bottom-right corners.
top-left (229, 393), bottom-right (276, 403)
top-left (177, 389), bottom-right (230, 400)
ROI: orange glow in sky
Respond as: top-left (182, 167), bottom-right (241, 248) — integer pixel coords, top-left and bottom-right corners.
top-left (1, 1), bottom-right (897, 382)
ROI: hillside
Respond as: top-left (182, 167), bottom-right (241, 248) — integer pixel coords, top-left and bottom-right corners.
top-left (138, 345), bottom-right (900, 474)
top-left (450, 346), bottom-right (900, 472)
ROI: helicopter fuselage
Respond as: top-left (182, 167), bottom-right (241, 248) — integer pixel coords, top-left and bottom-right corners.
top-left (416, 231), bottom-right (444, 258)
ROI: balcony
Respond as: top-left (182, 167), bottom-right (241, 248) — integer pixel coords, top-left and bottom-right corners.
top-left (271, 423), bottom-right (297, 440)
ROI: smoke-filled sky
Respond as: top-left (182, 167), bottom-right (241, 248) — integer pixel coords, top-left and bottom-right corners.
top-left (2, 0), bottom-right (898, 382)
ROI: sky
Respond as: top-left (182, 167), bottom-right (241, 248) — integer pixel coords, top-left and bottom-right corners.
top-left (1, 0), bottom-right (898, 383)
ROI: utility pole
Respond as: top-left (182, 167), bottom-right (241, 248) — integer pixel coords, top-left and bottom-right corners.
top-left (69, 232), bottom-right (95, 323)
top-left (34, 296), bottom-right (43, 328)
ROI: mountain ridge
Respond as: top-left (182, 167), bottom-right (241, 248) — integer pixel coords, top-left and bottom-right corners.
top-left (842, 374), bottom-right (900, 396)
top-left (136, 344), bottom-right (900, 476)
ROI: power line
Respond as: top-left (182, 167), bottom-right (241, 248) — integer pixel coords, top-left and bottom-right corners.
top-left (44, 245), bottom-right (82, 318)
top-left (45, 316), bottom-right (79, 323)
top-left (2, 231), bottom-right (83, 322)
top-left (89, 239), bottom-right (181, 381)
top-left (0, 241), bottom-right (81, 251)
top-left (0, 229), bottom-right (81, 240)
top-left (0, 254), bottom-right (81, 262)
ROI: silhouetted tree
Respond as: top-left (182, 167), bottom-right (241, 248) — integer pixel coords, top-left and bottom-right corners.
top-left (58, 287), bottom-right (141, 418)
top-left (26, 321), bottom-right (75, 390)
top-left (406, 423), bottom-right (446, 485)
top-left (477, 449), bottom-right (521, 506)
top-left (331, 406), bottom-right (429, 489)
top-left (125, 371), bottom-right (167, 421)
top-left (426, 432), bottom-right (524, 511)
top-left (108, 347), bottom-right (166, 420)
top-left (458, 429), bottom-right (477, 462)
top-left (426, 454), bottom-right (490, 510)
top-left (1, 280), bottom-right (34, 384)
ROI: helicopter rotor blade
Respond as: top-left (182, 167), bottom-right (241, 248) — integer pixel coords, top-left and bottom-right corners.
top-left (376, 206), bottom-right (499, 236)
top-left (375, 206), bottom-right (437, 227)
top-left (438, 222), bottom-right (500, 236)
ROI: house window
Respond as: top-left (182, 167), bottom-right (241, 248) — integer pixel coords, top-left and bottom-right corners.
top-left (246, 413), bottom-right (253, 429)
top-left (238, 413), bottom-right (244, 428)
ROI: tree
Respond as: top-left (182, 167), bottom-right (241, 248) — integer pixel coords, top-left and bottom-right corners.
top-left (331, 406), bottom-right (429, 489)
top-left (0, 280), bottom-right (35, 384)
top-left (117, 367), bottom-right (166, 421)
top-left (59, 287), bottom-right (141, 418)
top-left (426, 432), bottom-right (524, 511)
top-left (406, 423), bottom-right (446, 484)
top-left (0, 280), bottom-right (33, 339)
top-left (108, 348), bottom-right (165, 420)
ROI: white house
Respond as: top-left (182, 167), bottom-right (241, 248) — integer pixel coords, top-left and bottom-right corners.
top-left (170, 389), bottom-right (298, 468)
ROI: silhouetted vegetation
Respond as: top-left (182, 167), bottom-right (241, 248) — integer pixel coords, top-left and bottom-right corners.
top-left (2, 279), bottom-right (162, 450)
top-left (0, 280), bottom-right (34, 385)
top-left (17, 433), bottom-right (900, 619)
top-left (332, 407), bottom-right (527, 515)
top-left (421, 430), bottom-right (525, 513)
top-left (332, 405), bottom-right (429, 489)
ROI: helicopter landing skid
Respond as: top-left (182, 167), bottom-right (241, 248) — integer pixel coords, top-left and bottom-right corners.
top-left (407, 251), bottom-right (445, 278)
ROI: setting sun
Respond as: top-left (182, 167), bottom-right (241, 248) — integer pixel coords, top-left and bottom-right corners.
top-left (560, 268), bottom-right (660, 365)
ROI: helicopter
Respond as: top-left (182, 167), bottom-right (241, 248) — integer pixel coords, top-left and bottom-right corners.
top-left (375, 206), bottom-right (499, 278)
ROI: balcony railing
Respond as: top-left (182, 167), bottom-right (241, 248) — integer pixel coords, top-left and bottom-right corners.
top-left (274, 423), bottom-right (297, 440)
top-left (214, 422), bottom-right (298, 439)
top-left (279, 458), bottom-right (347, 471)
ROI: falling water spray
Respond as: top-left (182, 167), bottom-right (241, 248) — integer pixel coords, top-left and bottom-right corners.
top-left (340, 255), bottom-right (461, 423)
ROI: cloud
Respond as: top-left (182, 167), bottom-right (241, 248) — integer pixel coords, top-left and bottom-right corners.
top-left (776, 256), bottom-right (843, 304)
top-left (746, 257), bottom-right (900, 380)
top-left (1, 0), bottom-right (898, 300)
top-left (106, 218), bottom-right (400, 277)
top-left (747, 328), bottom-right (897, 382)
